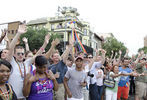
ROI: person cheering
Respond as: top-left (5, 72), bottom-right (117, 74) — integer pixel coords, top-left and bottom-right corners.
top-left (23, 55), bottom-right (58, 100)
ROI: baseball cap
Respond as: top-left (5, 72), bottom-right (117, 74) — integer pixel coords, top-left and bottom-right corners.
top-left (75, 56), bottom-right (83, 61)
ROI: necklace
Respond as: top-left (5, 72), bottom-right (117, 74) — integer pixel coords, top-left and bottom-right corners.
top-left (16, 61), bottom-right (26, 79)
top-left (0, 84), bottom-right (13, 100)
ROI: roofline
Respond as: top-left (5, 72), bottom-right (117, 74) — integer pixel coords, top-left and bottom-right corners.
top-left (94, 33), bottom-right (103, 41)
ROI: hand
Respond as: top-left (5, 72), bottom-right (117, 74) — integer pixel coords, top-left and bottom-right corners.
top-left (22, 37), bottom-right (28, 43)
top-left (45, 70), bottom-right (56, 80)
top-left (4, 34), bottom-right (9, 42)
top-left (69, 38), bottom-right (74, 47)
top-left (44, 34), bottom-right (50, 44)
top-left (54, 72), bottom-right (60, 78)
top-left (119, 50), bottom-right (122, 55)
top-left (80, 82), bottom-right (86, 87)
top-left (101, 49), bottom-right (106, 54)
top-left (29, 74), bottom-right (39, 83)
top-left (1, 29), bottom-right (7, 37)
top-left (18, 23), bottom-right (27, 34)
top-left (51, 38), bottom-right (60, 46)
top-left (67, 91), bottom-right (72, 98)
top-left (140, 50), bottom-right (144, 55)
top-left (126, 49), bottom-right (129, 53)
top-left (115, 52), bottom-right (118, 56)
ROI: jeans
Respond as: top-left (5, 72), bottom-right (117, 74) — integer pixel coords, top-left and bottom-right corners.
top-left (97, 85), bottom-right (103, 100)
top-left (89, 83), bottom-right (98, 100)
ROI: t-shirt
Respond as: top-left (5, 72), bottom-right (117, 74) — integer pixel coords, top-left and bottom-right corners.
top-left (8, 57), bottom-right (32, 99)
top-left (135, 63), bottom-right (147, 83)
top-left (106, 72), bottom-right (121, 92)
top-left (118, 67), bottom-right (132, 87)
top-left (65, 68), bottom-right (87, 99)
top-left (96, 69), bottom-right (104, 86)
top-left (28, 78), bottom-right (54, 100)
top-left (49, 60), bottom-right (67, 84)
top-left (87, 62), bottom-right (102, 84)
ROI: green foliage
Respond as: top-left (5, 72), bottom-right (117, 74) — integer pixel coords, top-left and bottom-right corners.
top-left (138, 47), bottom-right (147, 54)
top-left (20, 27), bottom-right (60, 51)
top-left (102, 37), bottom-right (127, 58)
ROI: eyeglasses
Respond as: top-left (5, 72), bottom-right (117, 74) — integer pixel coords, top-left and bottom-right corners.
top-left (88, 57), bottom-right (93, 59)
top-left (17, 52), bottom-right (24, 56)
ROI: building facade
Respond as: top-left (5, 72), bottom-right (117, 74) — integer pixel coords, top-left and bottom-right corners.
top-left (27, 7), bottom-right (103, 54)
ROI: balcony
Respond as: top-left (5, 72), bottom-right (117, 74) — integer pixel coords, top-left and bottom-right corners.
top-left (49, 16), bottom-right (72, 23)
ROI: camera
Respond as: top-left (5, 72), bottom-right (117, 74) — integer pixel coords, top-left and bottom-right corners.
top-left (87, 71), bottom-right (94, 78)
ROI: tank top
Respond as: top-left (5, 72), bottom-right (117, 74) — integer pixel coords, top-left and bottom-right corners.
top-left (27, 71), bottom-right (54, 100)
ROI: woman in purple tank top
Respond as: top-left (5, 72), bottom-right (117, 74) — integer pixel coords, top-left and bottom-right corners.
top-left (23, 55), bottom-right (58, 100)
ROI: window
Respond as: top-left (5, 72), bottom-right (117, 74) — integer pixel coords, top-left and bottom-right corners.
top-left (84, 29), bottom-right (87, 35)
top-left (51, 24), bottom-right (54, 30)
top-left (83, 39), bottom-right (87, 45)
top-left (12, 30), bottom-right (14, 34)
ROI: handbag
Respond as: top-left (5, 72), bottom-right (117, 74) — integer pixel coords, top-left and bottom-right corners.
top-left (104, 72), bottom-right (115, 88)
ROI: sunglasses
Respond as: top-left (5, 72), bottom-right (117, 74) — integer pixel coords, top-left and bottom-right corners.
top-left (17, 52), bottom-right (24, 56)
top-left (88, 57), bottom-right (93, 59)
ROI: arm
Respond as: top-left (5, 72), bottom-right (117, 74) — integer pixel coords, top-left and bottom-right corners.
top-left (63, 77), bottom-right (72, 98)
top-left (4, 34), bottom-right (10, 49)
top-left (22, 37), bottom-right (30, 52)
top-left (7, 24), bottom-right (27, 61)
top-left (45, 38), bottom-right (59, 59)
top-left (45, 70), bottom-right (58, 91)
top-left (23, 73), bottom-right (38, 97)
top-left (101, 49), bottom-right (106, 64)
top-left (109, 50), bottom-right (114, 63)
top-left (124, 49), bottom-right (129, 57)
top-left (117, 50), bottom-right (122, 63)
top-left (70, 47), bottom-right (75, 62)
top-left (62, 38), bottom-right (74, 64)
top-left (0, 30), bottom-right (6, 43)
top-left (110, 73), bottom-right (122, 78)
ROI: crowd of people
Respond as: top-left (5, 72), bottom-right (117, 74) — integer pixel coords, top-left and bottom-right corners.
top-left (0, 23), bottom-right (147, 100)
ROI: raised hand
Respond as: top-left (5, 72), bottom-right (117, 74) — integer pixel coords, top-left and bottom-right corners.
top-left (69, 38), bottom-right (74, 47)
top-left (101, 49), bottom-right (106, 54)
top-left (29, 74), bottom-right (39, 83)
top-left (119, 50), bottom-right (122, 55)
top-left (51, 38), bottom-right (60, 46)
top-left (140, 50), bottom-right (144, 55)
top-left (45, 70), bottom-right (56, 80)
top-left (111, 50), bottom-right (114, 54)
top-left (126, 49), bottom-right (129, 53)
top-left (44, 34), bottom-right (50, 44)
top-left (18, 23), bottom-right (27, 34)
top-left (1, 29), bottom-right (7, 37)
top-left (22, 37), bottom-right (28, 43)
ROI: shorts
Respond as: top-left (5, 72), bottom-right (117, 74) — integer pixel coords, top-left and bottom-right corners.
top-left (117, 85), bottom-right (129, 99)
top-left (135, 81), bottom-right (147, 99)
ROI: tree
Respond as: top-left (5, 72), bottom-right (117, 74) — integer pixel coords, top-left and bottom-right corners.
top-left (102, 37), bottom-right (127, 58)
top-left (138, 47), bottom-right (147, 54)
top-left (20, 27), bottom-right (61, 51)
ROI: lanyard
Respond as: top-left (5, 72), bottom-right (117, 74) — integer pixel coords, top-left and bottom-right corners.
top-left (16, 61), bottom-right (26, 79)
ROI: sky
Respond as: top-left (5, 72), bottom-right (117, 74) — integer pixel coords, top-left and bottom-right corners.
top-left (0, 0), bottom-right (147, 56)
